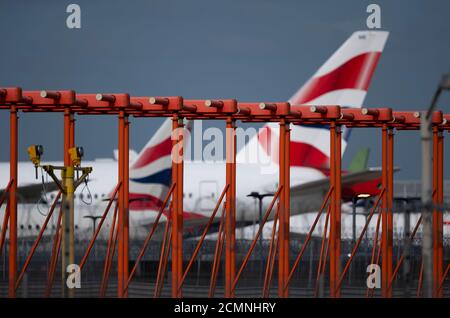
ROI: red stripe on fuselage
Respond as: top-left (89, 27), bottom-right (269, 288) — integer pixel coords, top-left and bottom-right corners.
top-left (129, 193), bottom-right (162, 210)
top-left (129, 193), bottom-right (205, 220)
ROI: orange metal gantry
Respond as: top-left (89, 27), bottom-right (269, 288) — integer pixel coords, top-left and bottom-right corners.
top-left (0, 87), bottom-right (449, 298)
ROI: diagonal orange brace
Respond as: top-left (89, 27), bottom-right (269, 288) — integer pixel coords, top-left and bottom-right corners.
top-left (437, 263), bottom-right (450, 294)
top-left (285, 187), bottom-right (333, 290)
top-left (388, 215), bottom-right (423, 289)
top-left (314, 205), bottom-right (331, 298)
top-left (367, 206), bottom-right (383, 298)
top-left (231, 186), bottom-right (282, 293)
top-left (0, 179), bottom-right (14, 208)
top-left (209, 204), bottom-right (226, 298)
top-left (0, 201), bottom-right (11, 257)
top-left (155, 219), bottom-right (172, 298)
top-left (336, 189), bottom-right (385, 291)
top-left (178, 184), bottom-right (229, 291)
top-left (15, 191), bottom-right (62, 290)
top-left (0, 180), bottom-right (14, 255)
top-left (100, 201), bottom-right (119, 297)
top-left (45, 204), bottom-right (64, 297)
top-left (124, 183), bottom-right (175, 293)
top-left (79, 182), bottom-right (121, 270)
top-left (263, 203), bottom-right (280, 298)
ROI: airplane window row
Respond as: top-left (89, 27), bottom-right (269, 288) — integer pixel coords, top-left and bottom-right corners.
top-left (49, 193), bottom-right (106, 200)
top-left (47, 192), bottom-right (215, 200)
top-left (18, 224), bottom-right (80, 231)
top-left (46, 192), bottom-right (215, 200)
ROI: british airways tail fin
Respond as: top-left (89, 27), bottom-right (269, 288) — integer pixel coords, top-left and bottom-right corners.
top-left (237, 30), bottom-right (389, 171)
top-left (129, 118), bottom-right (173, 210)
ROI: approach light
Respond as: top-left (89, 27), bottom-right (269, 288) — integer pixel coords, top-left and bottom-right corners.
top-left (68, 146), bottom-right (84, 167)
top-left (27, 144), bottom-right (44, 179)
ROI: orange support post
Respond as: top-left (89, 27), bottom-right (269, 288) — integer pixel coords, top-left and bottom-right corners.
top-left (225, 116), bottom-right (236, 298)
top-left (278, 119), bottom-right (290, 298)
top-left (329, 121), bottom-right (336, 297)
top-left (432, 127), bottom-right (444, 297)
top-left (117, 110), bottom-right (126, 297)
top-left (437, 129), bottom-right (444, 296)
top-left (381, 125), bottom-right (387, 296)
top-left (177, 118), bottom-right (184, 298)
top-left (231, 120), bottom-right (236, 296)
top-left (329, 122), bottom-right (341, 297)
top-left (381, 125), bottom-right (394, 297)
top-left (278, 120), bottom-right (286, 298)
top-left (123, 115), bottom-right (130, 297)
top-left (335, 124), bottom-right (342, 297)
top-left (171, 117), bottom-right (179, 298)
top-left (8, 105), bottom-right (18, 298)
top-left (171, 115), bottom-right (184, 298)
top-left (387, 128), bottom-right (394, 297)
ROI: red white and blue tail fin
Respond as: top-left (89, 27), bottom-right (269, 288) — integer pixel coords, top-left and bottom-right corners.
top-left (237, 30), bottom-right (389, 171)
top-left (129, 118), bottom-right (173, 210)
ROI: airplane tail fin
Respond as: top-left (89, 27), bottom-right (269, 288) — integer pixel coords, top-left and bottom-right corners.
top-left (128, 118), bottom-right (173, 210)
top-left (289, 30), bottom-right (389, 107)
top-left (349, 148), bottom-right (370, 173)
top-left (237, 30), bottom-right (389, 170)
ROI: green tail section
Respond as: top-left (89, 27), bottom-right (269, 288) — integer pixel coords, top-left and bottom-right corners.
top-left (349, 148), bottom-right (370, 172)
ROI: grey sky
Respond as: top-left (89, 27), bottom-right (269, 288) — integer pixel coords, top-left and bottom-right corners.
top-left (1, 0), bottom-right (450, 179)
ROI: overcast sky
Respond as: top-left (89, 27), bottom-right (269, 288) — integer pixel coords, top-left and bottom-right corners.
top-left (1, 0), bottom-right (450, 179)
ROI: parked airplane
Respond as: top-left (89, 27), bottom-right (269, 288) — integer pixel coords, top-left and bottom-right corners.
top-left (0, 30), bottom-right (390, 240)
